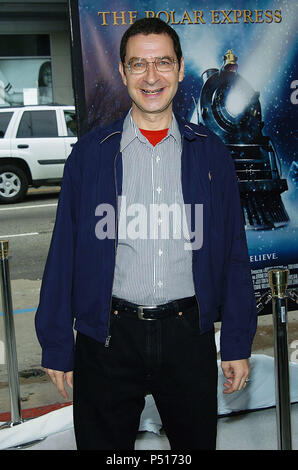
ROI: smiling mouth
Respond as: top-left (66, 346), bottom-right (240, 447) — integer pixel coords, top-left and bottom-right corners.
top-left (141, 88), bottom-right (164, 95)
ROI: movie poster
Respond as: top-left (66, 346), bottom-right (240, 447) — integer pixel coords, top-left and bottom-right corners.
top-left (69, 0), bottom-right (297, 313)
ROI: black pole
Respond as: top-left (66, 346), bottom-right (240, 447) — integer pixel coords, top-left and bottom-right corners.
top-left (268, 268), bottom-right (292, 450)
top-left (67, 0), bottom-right (88, 138)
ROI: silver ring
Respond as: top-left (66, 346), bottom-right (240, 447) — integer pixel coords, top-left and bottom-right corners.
top-left (245, 378), bottom-right (250, 383)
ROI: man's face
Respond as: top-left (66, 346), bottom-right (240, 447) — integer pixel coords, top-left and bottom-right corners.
top-left (119, 33), bottom-right (184, 119)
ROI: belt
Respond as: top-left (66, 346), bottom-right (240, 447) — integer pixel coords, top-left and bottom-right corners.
top-left (111, 296), bottom-right (197, 320)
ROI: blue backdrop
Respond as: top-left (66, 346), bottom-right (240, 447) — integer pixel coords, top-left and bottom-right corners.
top-left (71, 0), bottom-right (298, 311)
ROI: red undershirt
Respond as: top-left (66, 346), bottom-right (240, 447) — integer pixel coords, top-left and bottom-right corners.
top-left (139, 128), bottom-right (168, 147)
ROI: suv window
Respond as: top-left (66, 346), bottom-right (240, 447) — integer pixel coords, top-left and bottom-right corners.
top-left (0, 111), bottom-right (13, 138)
top-left (64, 110), bottom-right (77, 137)
top-left (16, 110), bottom-right (58, 138)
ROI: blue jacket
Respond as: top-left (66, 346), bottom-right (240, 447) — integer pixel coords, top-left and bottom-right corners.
top-left (35, 113), bottom-right (257, 372)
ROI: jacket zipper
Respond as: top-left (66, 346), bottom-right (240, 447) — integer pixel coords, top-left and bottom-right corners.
top-left (181, 133), bottom-right (201, 328)
top-left (105, 146), bottom-right (120, 347)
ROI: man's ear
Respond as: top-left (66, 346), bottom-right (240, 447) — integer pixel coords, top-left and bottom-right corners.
top-left (119, 61), bottom-right (127, 86)
top-left (178, 57), bottom-right (185, 83)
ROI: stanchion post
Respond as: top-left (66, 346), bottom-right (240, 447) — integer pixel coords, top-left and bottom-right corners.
top-left (0, 241), bottom-right (47, 448)
top-left (268, 268), bottom-right (292, 450)
top-left (0, 240), bottom-right (22, 427)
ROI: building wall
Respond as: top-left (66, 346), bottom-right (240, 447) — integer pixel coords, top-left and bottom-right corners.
top-left (51, 31), bottom-right (73, 105)
top-left (0, 1), bottom-right (74, 106)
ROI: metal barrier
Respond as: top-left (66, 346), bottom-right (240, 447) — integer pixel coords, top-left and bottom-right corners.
top-left (268, 268), bottom-right (292, 450)
top-left (0, 239), bottom-right (45, 448)
top-left (0, 240), bottom-right (22, 428)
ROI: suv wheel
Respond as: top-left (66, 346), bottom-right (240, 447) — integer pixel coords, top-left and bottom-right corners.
top-left (0, 165), bottom-right (28, 204)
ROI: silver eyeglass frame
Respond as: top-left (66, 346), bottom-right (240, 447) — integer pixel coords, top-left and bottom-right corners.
top-left (124, 57), bottom-right (178, 74)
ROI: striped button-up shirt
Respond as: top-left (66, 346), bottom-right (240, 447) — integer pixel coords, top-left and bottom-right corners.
top-left (112, 110), bottom-right (195, 305)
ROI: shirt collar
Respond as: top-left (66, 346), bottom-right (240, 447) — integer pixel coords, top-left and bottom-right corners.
top-left (120, 108), bottom-right (182, 152)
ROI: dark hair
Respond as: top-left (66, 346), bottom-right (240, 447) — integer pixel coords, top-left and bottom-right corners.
top-left (120, 18), bottom-right (182, 67)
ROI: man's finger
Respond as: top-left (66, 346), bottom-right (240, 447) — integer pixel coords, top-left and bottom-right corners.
top-left (46, 368), bottom-right (57, 386)
top-left (238, 374), bottom-right (250, 391)
top-left (234, 374), bottom-right (244, 391)
top-left (45, 369), bottom-right (68, 399)
top-left (55, 373), bottom-right (68, 399)
top-left (65, 371), bottom-right (73, 389)
top-left (223, 371), bottom-right (244, 394)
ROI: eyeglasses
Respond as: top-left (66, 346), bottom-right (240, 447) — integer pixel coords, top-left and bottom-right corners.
top-left (124, 57), bottom-right (178, 74)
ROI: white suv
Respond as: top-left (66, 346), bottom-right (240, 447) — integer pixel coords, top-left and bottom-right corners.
top-left (0, 105), bottom-right (77, 203)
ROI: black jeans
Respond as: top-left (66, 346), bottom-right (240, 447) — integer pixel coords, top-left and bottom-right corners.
top-left (73, 301), bottom-right (218, 450)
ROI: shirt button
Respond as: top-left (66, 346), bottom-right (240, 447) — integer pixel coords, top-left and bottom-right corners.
top-left (158, 249), bottom-right (163, 256)
top-left (158, 280), bottom-right (163, 288)
top-left (156, 186), bottom-right (162, 194)
top-left (156, 155), bottom-right (160, 163)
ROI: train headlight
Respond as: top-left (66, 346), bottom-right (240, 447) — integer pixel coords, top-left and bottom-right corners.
top-left (225, 85), bottom-right (252, 117)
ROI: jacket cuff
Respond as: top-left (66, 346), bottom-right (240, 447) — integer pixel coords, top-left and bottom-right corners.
top-left (41, 348), bottom-right (74, 372)
top-left (220, 334), bottom-right (252, 362)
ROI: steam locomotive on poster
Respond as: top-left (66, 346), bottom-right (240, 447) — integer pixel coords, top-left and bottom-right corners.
top-left (197, 50), bottom-right (289, 230)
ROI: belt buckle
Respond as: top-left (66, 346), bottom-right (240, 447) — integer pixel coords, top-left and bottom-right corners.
top-left (137, 305), bottom-right (157, 320)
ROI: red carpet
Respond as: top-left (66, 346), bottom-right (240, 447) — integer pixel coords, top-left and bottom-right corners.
top-left (0, 402), bottom-right (72, 422)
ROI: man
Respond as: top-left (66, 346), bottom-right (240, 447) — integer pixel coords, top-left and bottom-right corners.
top-left (35, 18), bottom-right (257, 450)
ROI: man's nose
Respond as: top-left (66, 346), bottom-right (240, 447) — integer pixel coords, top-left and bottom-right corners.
top-left (144, 62), bottom-right (160, 83)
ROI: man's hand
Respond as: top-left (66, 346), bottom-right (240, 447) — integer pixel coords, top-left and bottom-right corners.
top-left (221, 359), bottom-right (250, 394)
top-left (45, 369), bottom-right (73, 399)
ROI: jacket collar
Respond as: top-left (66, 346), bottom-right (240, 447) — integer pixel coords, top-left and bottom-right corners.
top-left (175, 113), bottom-right (208, 141)
top-left (98, 111), bottom-right (208, 145)
top-left (98, 112), bottom-right (127, 145)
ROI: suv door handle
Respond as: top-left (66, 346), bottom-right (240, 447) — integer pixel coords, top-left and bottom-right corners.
top-left (17, 144), bottom-right (29, 149)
